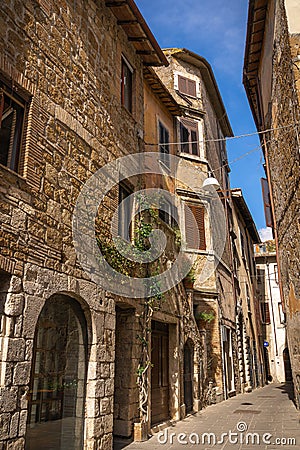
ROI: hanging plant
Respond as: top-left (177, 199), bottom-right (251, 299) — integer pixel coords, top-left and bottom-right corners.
top-left (195, 310), bottom-right (215, 323)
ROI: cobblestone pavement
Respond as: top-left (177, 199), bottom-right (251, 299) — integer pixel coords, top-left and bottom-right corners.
top-left (114, 383), bottom-right (300, 450)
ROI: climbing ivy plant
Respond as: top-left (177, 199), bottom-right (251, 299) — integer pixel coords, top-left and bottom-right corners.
top-left (97, 194), bottom-right (168, 424)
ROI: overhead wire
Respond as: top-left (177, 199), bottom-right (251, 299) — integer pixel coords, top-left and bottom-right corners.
top-left (144, 121), bottom-right (300, 146)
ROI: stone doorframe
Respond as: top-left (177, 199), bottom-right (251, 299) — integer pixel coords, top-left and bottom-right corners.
top-left (0, 263), bottom-right (115, 450)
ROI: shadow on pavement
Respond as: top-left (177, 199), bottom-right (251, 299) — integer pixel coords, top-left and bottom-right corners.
top-left (113, 436), bottom-right (134, 450)
top-left (274, 381), bottom-right (296, 404)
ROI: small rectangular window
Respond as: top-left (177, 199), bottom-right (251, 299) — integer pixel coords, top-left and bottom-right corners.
top-left (180, 119), bottom-right (199, 156)
top-left (184, 202), bottom-right (206, 250)
top-left (158, 121), bottom-right (170, 167)
top-left (178, 75), bottom-right (197, 98)
top-left (0, 86), bottom-right (25, 172)
top-left (118, 184), bottom-right (133, 241)
top-left (159, 198), bottom-right (177, 228)
top-left (121, 58), bottom-right (133, 113)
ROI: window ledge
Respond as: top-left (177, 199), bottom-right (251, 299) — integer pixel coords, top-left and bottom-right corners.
top-left (0, 163), bottom-right (27, 186)
top-left (184, 249), bottom-right (211, 256)
top-left (158, 159), bottom-right (171, 173)
top-left (178, 153), bottom-right (207, 164)
top-left (120, 104), bottom-right (137, 124)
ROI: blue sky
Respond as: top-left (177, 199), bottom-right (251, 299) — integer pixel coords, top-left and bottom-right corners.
top-left (136, 0), bottom-right (270, 236)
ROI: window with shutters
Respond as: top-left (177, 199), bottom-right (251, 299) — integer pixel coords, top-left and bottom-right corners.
top-left (121, 58), bottom-right (133, 113)
top-left (158, 121), bottom-right (170, 167)
top-left (180, 119), bottom-right (199, 156)
top-left (184, 202), bottom-right (206, 250)
top-left (261, 302), bottom-right (271, 324)
top-left (0, 84), bottom-right (26, 172)
top-left (118, 184), bottom-right (133, 241)
top-left (177, 75), bottom-right (197, 98)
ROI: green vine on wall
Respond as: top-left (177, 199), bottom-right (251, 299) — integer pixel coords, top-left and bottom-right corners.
top-left (97, 195), bottom-right (167, 424)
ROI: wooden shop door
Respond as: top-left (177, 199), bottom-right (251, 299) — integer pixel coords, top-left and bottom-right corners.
top-left (151, 321), bottom-right (169, 425)
top-left (184, 340), bottom-right (194, 413)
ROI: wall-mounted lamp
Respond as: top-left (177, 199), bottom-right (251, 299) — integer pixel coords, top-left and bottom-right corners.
top-left (202, 173), bottom-right (220, 190)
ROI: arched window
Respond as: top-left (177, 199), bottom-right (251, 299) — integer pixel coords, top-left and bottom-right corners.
top-left (26, 295), bottom-right (88, 450)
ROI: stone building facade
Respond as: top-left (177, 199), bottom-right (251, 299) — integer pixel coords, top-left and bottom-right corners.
top-left (154, 49), bottom-right (253, 402)
top-left (0, 1), bottom-right (269, 449)
top-left (231, 189), bottom-right (264, 391)
top-left (0, 0), bottom-right (170, 448)
top-left (255, 240), bottom-right (289, 384)
top-left (244, 0), bottom-right (300, 407)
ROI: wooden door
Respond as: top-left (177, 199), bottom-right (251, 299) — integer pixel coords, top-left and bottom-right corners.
top-left (184, 341), bottom-right (193, 413)
top-left (151, 322), bottom-right (169, 425)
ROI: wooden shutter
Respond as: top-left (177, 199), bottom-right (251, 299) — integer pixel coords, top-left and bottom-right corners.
top-left (178, 75), bottom-right (187, 94)
top-left (187, 79), bottom-right (197, 97)
top-left (24, 97), bottom-right (44, 190)
top-left (261, 178), bottom-right (272, 228)
top-left (261, 303), bottom-right (271, 324)
top-left (185, 203), bottom-right (206, 250)
top-left (178, 75), bottom-right (197, 98)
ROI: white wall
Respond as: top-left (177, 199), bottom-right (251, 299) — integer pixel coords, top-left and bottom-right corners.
top-left (285, 0), bottom-right (300, 34)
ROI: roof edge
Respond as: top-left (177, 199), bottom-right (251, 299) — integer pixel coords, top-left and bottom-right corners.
top-left (163, 48), bottom-right (233, 137)
top-left (231, 188), bottom-right (261, 244)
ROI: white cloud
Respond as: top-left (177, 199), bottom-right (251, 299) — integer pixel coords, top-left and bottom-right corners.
top-left (258, 227), bottom-right (273, 242)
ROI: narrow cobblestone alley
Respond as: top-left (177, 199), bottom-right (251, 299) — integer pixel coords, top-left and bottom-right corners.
top-left (117, 383), bottom-right (299, 450)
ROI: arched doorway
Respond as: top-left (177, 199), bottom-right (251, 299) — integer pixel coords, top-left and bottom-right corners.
top-left (26, 295), bottom-right (88, 450)
top-left (184, 340), bottom-right (194, 414)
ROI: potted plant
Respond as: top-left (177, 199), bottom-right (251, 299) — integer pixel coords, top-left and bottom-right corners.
top-left (195, 310), bottom-right (215, 325)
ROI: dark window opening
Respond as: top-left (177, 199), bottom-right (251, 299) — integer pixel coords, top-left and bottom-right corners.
top-left (118, 184), bottom-right (133, 241)
top-left (178, 75), bottom-right (197, 98)
top-left (159, 197), bottom-right (177, 228)
top-left (180, 119), bottom-right (199, 156)
top-left (121, 58), bottom-right (133, 113)
top-left (0, 86), bottom-right (25, 172)
top-left (159, 121), bottom-right (170, 167)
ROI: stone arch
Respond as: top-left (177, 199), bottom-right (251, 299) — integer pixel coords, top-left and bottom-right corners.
top-left (25, 293), bottom-right (91, 450)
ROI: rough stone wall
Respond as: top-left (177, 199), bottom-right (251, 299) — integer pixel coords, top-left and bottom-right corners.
top-left (0, 0), bottom-right (145, 448)
top-left (266, 0), bottom-right (300, 406)
top-left (154, 52), bottom-right (238, 402)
